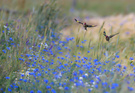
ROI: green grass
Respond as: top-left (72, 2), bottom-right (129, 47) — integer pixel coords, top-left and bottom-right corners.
top-left (0, 0), bottom-right (64, 91)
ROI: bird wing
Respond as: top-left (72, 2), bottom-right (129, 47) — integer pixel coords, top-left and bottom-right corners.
top-left (86, 24), bottom-right (97, 27)
top-left (74, 19), bottom-right (83, 24)
top-left (109, 33), bottom-right (119, 38)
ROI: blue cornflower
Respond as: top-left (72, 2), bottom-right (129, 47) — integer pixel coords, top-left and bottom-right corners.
top-left (11, 43), bottom-right (14, 45)
top-left (64, 87), bottom-right (69, 90)
top-left (52, 41), bottom-right (55, 44)
top-left (87, 51), bottom-right (90, 53)
top-left (95, 85), bottom-right (98, 89)
top-left (64, 64), bottom-right (68, 66)
top-left (123, 66), bottom-right (127, 69)
top-left (1, 88), bottom-right (3, 91)
top-left (46, 60), bottom-right (49, 63)
top-left (80, 46), bottom-right (83, 48)
top-left (78, 60), bottom-right (81, 63)
top-left (30, 90), bottom-right (34, 93)
top-left (111, 83), bottom-right (119, 89)
top-left (23, 79), bottom-right (27, 82)
top-left (88, 89), bottom-right (91, 92)
top-left (79, 70), bottom-right (83, 74)
top-left (130, 63), bottom-right (134, 67)
top-left (90, 47), bottom-right (93, 49)
top-left (73, 71), bottom-right (77, 76)
top-left (2, 50), bottom-right (6, 53)
top-left (19, 79), bottom-right (23, 81)
top-left (44, 79), bottom-right (48, 84)
top-left (59, 52), bottom-right (63, 55)
top-left (116, 55), bottom-right (119, 58)
top-left (9, 37), bottom-right (13, 41)
top-left (8, 88), bottom-right (12, 92)
top-left (78, 52), bottom-right (81, 54)
top-left (61, 57), bottom-right (65, 60)
top-left (72, 37), bottom-right (74, 39)
top-left (127, 81), bottom-right (130, 84)
top-left (50, 82), bottom-right (54, 86)
top-left (117, 64), bottom-right (122, 68)
top-left (128, 87), bottom-right (134, 91)
top-left (19, 58), bottom-right (24, 61)
top-left (57, 46), bottom-right (61, 50)
top-left (46, 86), bottom-right (51, 89)
top-left (2, 30), bottom-right (4, 33)
top-left (81, 41), bottom-right (84, 43)
top-left (37, 73), bottom-right (41, 76)
top-left (51, 89), bottom-right (56, 93)
top-left (76, 45), bottom-right (79, 47)
top-left (7, 47), bottom-right (10, 50)
top-left (130, 57), bottom-right (134, 60)
top-left (10, 85), bottom-right (13, 88)
top-left (93, 59), bottom-right (98, 62)
top-left (102, 82), bottom-right (108, 87)
top-left (77, 56), bottom-right (81, 58)
top-left (37, 90), bottom-right (42, 93)
top-left (112, 58), bottom-right (115, 60)
top-left (90, 80), bottom-right (94, 83)
top-left (84, 57), bottom-right (88, 60)
top-left (21, 55), bottom-right (24, 57)
top-left (38, 44), bottom-right (40, 48)
top-left (15, 86), bottom-right (18, 88)
top-left (7, 28), bottom-right (10, 30)
top-left (6, 77), bottom-right (10, 79)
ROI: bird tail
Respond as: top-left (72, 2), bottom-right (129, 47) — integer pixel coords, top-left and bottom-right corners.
top-left (114, 33), bottom-right (119, 36)
top-left (74, 19), bottom-right (79, 23)
top-left (92, 25), bottom-right (97, 27)
top-left (87, 25), bottom-right (97, 27)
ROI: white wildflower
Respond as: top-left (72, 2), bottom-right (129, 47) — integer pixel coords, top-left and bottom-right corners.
top-left (85, 82), bottom-right (90, 86)
top-left (59, 86), bottom-right (63, 90)
top-left (4, 25), bottom-right (7, 28)
top-left (79, 77), bottom-right (83, 80)
top-left (45, 43), bottom-right (48, 48)
top-left (93, 82), bottom-right (95, 85)
top-left (85, 73), bottom-right (88, 76)
top-left (41, 43), bottom-right (43, 45)
top-left (71, 85), bottom-right (74, 88)
top-left (53, 79), bottom-right (56, 82)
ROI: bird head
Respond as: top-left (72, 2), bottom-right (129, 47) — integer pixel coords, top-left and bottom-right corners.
top-left (103, 31), bottom-right (106, 36)
top-left (84, 23), bottom-right (86, 25)
top-left (106, 36), bottom-right (108, 38)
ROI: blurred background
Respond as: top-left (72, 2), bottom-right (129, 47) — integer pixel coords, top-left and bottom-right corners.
top-left (0, 0), bottom-right (135, 17)
top-left (59, 0), bottom-right (135, 16)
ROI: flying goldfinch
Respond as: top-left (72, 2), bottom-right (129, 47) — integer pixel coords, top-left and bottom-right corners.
top-left (74, 19), bottom-right (97, 31)
top-left (103, 30), bottom-right (119, 41)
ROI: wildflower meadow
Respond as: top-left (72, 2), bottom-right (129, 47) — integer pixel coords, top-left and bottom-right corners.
top-left (0, 0), bottom-right (135, 93)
